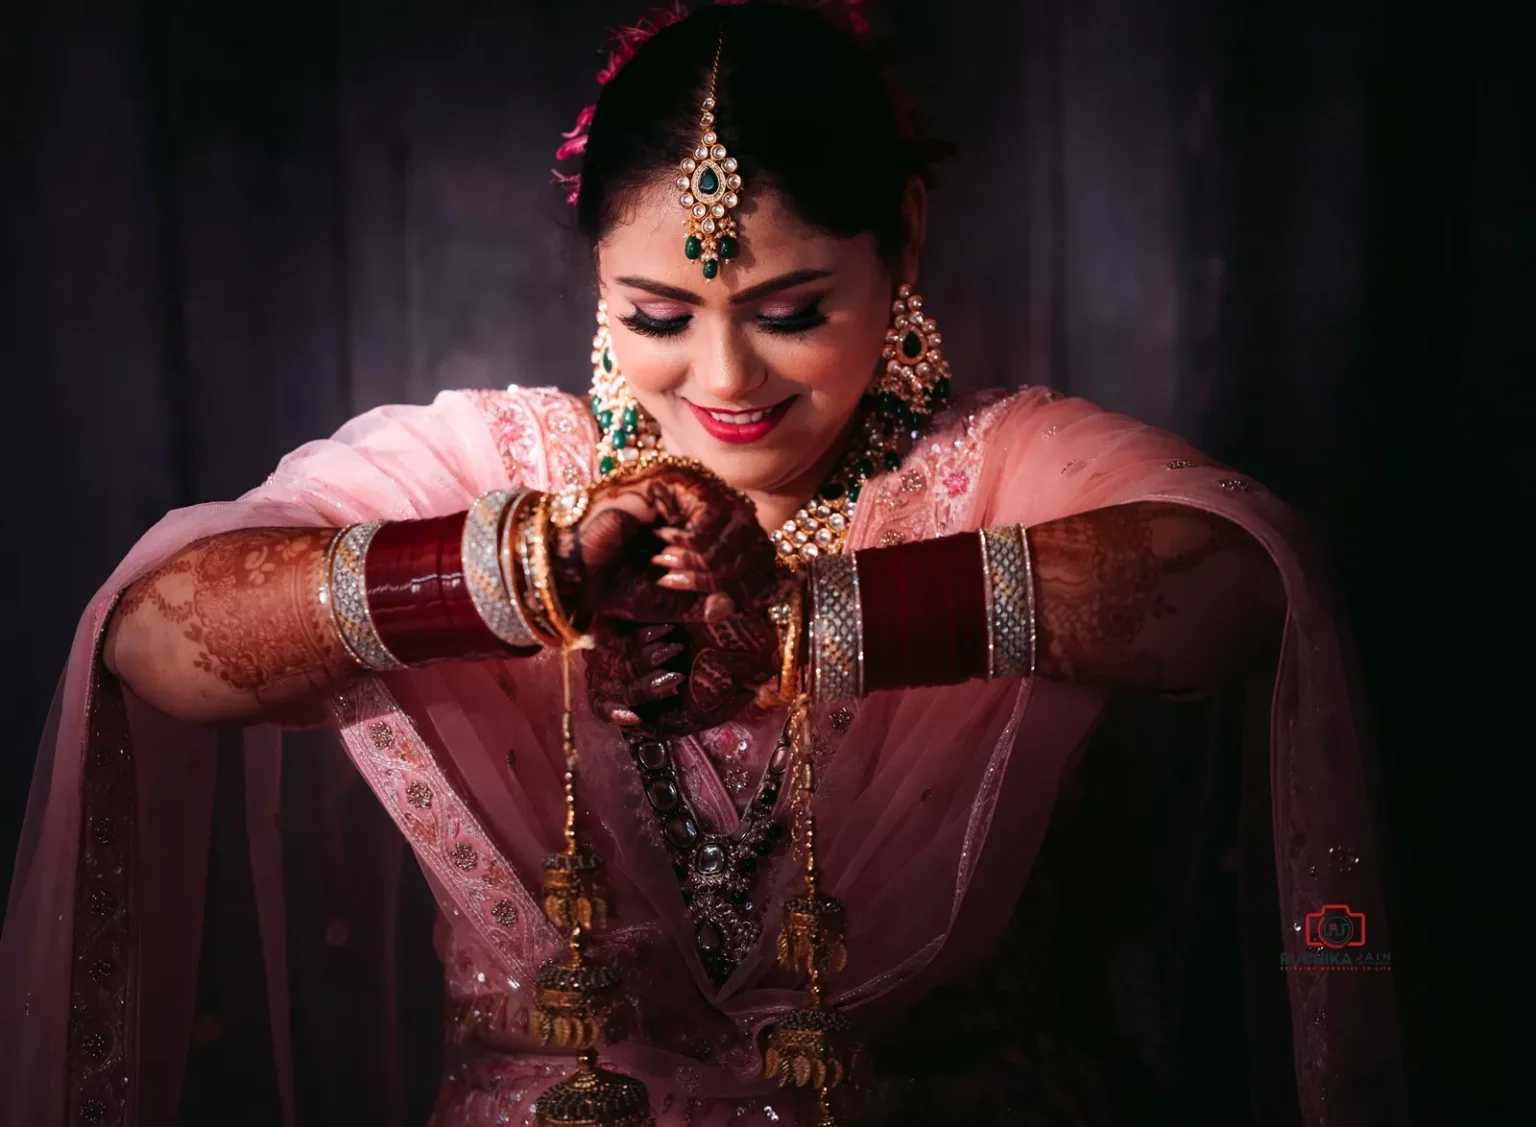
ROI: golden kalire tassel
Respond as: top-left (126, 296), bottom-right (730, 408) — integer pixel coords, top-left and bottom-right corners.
top-left (534, 651), bottom-right (654, 1127)
top-left (762, 693), bottom-right (866, 1124)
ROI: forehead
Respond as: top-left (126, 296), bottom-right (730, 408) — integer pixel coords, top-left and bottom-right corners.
top-left (597, 180), bottom-right (860, 288)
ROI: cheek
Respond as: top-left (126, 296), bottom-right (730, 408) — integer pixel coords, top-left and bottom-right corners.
top-left (782, 315), bottom-right (887, 405)
top-left (612, 331), bottom-right (688, 397)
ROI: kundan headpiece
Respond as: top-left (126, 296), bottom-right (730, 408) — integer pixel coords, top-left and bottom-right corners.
top-left (676, 38), bottom-right (744, 279)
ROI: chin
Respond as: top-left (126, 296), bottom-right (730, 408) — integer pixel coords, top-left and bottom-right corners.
top-left (691, 445), bottom-right (799, 495)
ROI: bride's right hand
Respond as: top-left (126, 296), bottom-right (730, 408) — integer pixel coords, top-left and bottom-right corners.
top-left (552, 462), bottom-right (783, 625)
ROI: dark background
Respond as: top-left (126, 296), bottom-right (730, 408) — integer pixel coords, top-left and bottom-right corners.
top-left (2, 0), bottom-right (1524, 1121)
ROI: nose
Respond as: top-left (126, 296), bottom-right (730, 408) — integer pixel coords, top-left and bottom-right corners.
top-left (696, 323), bottom-right (767, 404)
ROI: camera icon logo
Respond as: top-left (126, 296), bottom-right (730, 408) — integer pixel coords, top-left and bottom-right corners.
top-left (1304, 903), bottom-right (1367, 949)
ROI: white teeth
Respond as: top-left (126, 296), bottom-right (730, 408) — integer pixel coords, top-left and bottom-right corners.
top-left (707, 408), bottom-right (771, 424)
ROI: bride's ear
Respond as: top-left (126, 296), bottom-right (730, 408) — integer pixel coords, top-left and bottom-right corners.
top-left (898, 175), bottom-right (929, 287)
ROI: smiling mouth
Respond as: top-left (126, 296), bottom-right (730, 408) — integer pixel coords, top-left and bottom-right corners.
top-left (685, 396), bottom-right (796, 444)
top-left (703, 405), bottom-right (777, 423)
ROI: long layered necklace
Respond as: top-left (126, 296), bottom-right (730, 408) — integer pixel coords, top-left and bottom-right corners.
top-left (577, 284), bottom-right (950, 1122)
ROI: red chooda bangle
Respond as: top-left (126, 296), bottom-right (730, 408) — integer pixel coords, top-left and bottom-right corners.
top-left (364, 514), bottom-right (514, 665)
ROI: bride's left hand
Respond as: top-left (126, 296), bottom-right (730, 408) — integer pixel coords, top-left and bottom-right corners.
top-left (586, 611), bottom-right (782, 735)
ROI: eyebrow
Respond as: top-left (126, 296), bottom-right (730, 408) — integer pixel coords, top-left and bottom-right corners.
top-left (613, 268), bottom-right (834, 306)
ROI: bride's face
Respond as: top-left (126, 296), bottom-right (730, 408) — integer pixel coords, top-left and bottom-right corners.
top-left (597, 184), bottom-right (909, 502)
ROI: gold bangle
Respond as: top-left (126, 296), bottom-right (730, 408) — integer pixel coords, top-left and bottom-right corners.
top-left (527, 493), bottom-right (590, 651)
top-left (509, 493), bottom-right (561, 648)
top-left (497, 489), bottom-right (549, 648)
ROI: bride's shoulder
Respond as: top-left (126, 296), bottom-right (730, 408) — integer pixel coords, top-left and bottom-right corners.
top-left (454, 383), bottom-right (592, 423)
top-left (449, 384), bottom-right (598, 488)
top-left (923, 384), bottom-right (1063, 443)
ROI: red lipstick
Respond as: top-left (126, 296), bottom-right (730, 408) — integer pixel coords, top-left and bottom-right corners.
top-left (686, 397), bottom-right (795, 444)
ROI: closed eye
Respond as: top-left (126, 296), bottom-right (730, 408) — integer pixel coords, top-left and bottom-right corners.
top-left (756, 298), bottom-right (828, 336)
top-left (619, 308), bottom-right (692, 339)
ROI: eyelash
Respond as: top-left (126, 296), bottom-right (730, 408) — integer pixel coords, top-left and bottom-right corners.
top-left (619, 300), bottom-right (828, 340)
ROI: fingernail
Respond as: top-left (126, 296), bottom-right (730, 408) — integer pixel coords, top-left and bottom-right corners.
top-left (656, 573), bottom-right (692, 590)
top-left (652, 551), bottom-right (685, 569)
top-left (640, 642), bottom-right (685, 667)
top-left (636, 624), bottom-right (676, 644)
top-left (644, 670), bottom-right (685, 694)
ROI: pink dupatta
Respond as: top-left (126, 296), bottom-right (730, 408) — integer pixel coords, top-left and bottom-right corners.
top-left (1, 384), bottom-right (1404, 1126)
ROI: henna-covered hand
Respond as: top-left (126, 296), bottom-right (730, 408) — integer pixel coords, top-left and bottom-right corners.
top-left (586, 610), bottom-right (781, 737)
top-left (553, 463), bottom-right (785, 626)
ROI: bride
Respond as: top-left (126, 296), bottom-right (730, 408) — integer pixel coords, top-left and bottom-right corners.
top-left (0, 3), bottom-right (1403, 1124)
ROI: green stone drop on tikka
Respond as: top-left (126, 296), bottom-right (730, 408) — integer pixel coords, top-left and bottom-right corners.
top-left (602, 349), bottom-right (614, 373)
top-left (718, 235), bottom-right (738, 260)
top-left (702, 258), bottom-right (720, 281)
top-left (599, 456), bottom-right (615, 475)
top-left (685, 235), bottom-right (702, 260)
top-left (698, 167), bottom-right (719, 195)
top-left (902, 332), bottom-right (923, 359)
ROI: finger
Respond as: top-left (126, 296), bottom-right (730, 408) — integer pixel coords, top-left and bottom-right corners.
top-left (656, 571), bottom-right (709, 591)
top-left (595, 699), bottom-right (644, 727)
top-left (703, 593), bottom-right (737, 622)
top-left (634, 623), bottom-right (677, 644)
top-left (638, 641), bottom-right (685, 669)
top-left (651, 546), bottom-right (712, 571)
top-left (629, 669), bottom-right (685, 704)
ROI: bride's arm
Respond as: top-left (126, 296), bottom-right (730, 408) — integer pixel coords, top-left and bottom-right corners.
top-left (106, 463), bottom-right (776, 728)
top-left (845, 501), bottom-right (1285, 696)
top-left (647, 498), bottom-right (1286, 710)
top-left (1028, 501), bottom-right (1284, 690)
top-left (105, 529), bottom-right (362, 726)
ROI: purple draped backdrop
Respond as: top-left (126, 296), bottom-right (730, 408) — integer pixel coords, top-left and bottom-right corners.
top-left (2, 0), bottom-right (1523, 1121)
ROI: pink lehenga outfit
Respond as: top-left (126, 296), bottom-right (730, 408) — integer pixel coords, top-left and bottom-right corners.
top-left (1, 384), bottom-right (1405, 1126)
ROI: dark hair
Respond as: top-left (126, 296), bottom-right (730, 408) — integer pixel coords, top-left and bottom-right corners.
top-left (576, 3), bottom-right (943, 263)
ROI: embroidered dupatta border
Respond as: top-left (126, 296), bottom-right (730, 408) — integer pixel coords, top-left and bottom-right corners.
top-left (66, 605), bottom-right (138, 1127)
top-left (322, 389), bottom-right (598, 986)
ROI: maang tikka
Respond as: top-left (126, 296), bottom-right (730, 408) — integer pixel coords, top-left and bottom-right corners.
top-left (677, 37), bottom-right (743, 280)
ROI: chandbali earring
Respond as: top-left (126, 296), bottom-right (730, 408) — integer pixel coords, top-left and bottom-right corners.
top-left (589, 302), bottom-right (661, 478)
top-left (872, 283), bottom-right (952, 428)
top-left (678, 37), bottom-right (743, 280)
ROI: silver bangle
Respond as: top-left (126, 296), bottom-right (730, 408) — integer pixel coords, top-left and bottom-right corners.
top-left (979, 525), bottom-right (1036, 680)
top-left (325, 521), bottom-right (406, 672)
top-left (809, 554), bottom-right (864, 702)
top-left (465, 488), bottom-right (542, 648)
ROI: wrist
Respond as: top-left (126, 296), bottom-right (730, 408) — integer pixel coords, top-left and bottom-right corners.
top-left (550, 525), bottom-right (590, 630)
